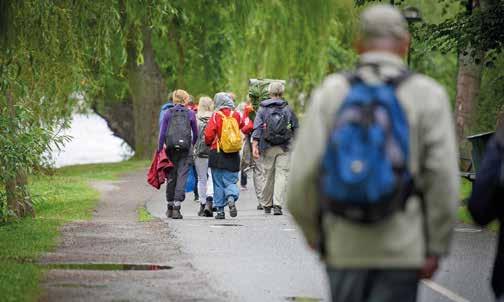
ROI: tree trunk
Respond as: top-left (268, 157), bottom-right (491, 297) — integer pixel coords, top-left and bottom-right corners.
top-left (5, 179), bottom-right (18, 216)
top-left (496, 105), bottom-right (504, 129)
top-left (15, 170), bottom-right (34, 217)
top-left (454, 0), bottom-right (491, 155)
top-left (93, 96), bottom-right (135, 149)
top-left (169, 17), bottom-right (186, 89)
top-left (454, 50), bottom-right (483, 149)
top-left (126, 26), bottom-right (167, 159)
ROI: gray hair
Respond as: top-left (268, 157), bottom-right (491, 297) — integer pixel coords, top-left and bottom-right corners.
top-left (214, 92), bottom-right (235, 110)
top-left (360, 5), bottom-right (409, 42)
top-left (268, 81), bottom-right (285, 97)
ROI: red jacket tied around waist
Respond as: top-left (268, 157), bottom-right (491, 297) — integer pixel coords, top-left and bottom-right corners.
top-left (147, 148), bottom-right (174, 189)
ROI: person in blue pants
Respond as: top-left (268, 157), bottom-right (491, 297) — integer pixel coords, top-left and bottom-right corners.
top-left (204, 93), bottom-right (251, 219)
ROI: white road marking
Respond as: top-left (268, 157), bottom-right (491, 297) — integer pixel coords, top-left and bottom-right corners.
top-left (282, 228), bottom-right (295, 231)
top-left (422, 280), bottom-right (471, 302)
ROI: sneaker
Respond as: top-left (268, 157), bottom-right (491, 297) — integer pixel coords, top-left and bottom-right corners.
top-left (264, 207), bottom-right (272, 214)
top-left (197, 204), bottom-right (205, 216)
top-left (229, 202), bottom-right (238, 218)
top-left (204, 200), bottom-right (214, 217)
top-left (194, 192), bottom-right (200, 203)
top-left (172, 206), bottom-right (183, 219)
top-left (257, 204), bottom-right (264, 210)
top-left (166, 205), bottom-right (174, 218)
top-left (273, 206), bottom-right (283, 216)
top-left (215, 211), bottom-right (225, 220)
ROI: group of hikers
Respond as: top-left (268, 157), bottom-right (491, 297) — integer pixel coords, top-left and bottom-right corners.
top-left (151, 4), bottom-right (504, 302)
top-left (156, 82), bottom-right (298, 221)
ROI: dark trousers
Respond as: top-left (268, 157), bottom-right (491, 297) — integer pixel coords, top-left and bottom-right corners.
top-left (326, 268), bottom-right (419, 302)
top-left (165, 149), bottom-right (191, 202)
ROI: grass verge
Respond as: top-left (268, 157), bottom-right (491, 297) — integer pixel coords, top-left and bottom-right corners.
top-left (457, 178), bottom-right (499, 231)
top-left (137, 206), bottom-right (154, 222)
top-left (0, 160), bottom-right (148, 302)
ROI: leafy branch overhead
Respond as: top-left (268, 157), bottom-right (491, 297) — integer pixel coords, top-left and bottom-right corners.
top-left (355, 0), bottom-right (504, 63)
top-left (424, 2), bottom-right (504, 64)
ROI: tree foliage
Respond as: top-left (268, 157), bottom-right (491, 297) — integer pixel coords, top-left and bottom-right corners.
top-left (0, 1), bottom-right (116, 220)
top-left (1, 0), bottom-right (504, 212)
top-left (422, 0), bottom-right (504, 64)
top-left (89, 0), bottom-right (359, 156)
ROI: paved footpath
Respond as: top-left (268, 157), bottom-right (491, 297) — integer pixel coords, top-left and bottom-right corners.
top-left (147, 183), bottom-right (329, 302)
top-left (147, 180), bottom-right (498, 302)
top-left (39, 171), bottom-right (224, 302)
top-left (39, 169), bottom-right (498, 302)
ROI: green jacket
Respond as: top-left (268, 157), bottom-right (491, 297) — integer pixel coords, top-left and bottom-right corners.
top-left (287, 51), bottom-right (459, 269)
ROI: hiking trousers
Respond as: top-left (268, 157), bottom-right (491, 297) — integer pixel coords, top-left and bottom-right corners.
top-left (194, 156), bottom-right (213, 204)
top-left (326, 268), bottom-right (419, 302)
top-left (240, 135), bottom-right (252, 187)
top-left (241, 135), bottom-right (265, 204)
top-left (252, 156), bottom-right (266, 206)
top-left (261, 146), bottom-right (290, 208)
top-left (165, 149), bottom-right (192, 202)
top-left (211, 168), bottom-right (239, 210)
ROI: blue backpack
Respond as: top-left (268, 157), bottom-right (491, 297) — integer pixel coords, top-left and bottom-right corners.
top-left (320, 71), bottom-right (413, 223)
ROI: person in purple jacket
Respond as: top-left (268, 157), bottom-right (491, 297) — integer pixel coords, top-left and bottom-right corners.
top-left (158, 89), bottom-right (198, 219)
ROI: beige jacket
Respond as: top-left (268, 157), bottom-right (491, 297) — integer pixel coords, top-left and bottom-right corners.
top-left (287, 51), bottom-right (459, 268)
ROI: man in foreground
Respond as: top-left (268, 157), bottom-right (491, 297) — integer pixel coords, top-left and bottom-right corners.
top-left (288, 5), bottom-right (459, 301)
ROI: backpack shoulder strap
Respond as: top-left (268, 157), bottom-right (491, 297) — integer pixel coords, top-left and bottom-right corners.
top-left (344, 63), bottom-right (413, 87)
top-left (387, 70), bottom-right (413, 87)
top-left (341, 71), bottom-right (361, 86)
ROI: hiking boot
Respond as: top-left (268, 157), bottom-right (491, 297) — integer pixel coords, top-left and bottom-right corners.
top-left (215, 211), bottom-right (225, 220)
top-left (172, 206), bottom-right (183, 219)
top-left (204, 200), bottom-right (213, 217)
top-left (273, 206), bottom-right (283, 216)
top-left (166, 205), bottom-right (174, 218)
top-left (257, 204), bottom-right (264, 210)
top-left (229, 202), bottom-right (238, 218)
top-left (264, 206), bottom-right (272, 214)
top-left (197, 204), bottom-right (205, 216)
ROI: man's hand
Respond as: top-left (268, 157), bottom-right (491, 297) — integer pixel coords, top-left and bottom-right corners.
top-left (419, 256), bottom-right (439, 279)
top-left (252, 140), bottom-right (260, 160)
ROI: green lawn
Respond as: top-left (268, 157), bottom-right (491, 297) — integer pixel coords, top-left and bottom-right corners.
top-left (458, 179), bottom-right (499, 231)
top-left (458, 179), bottom-right (475, 225)
top-left (0, 160), bottom-right (148, 302)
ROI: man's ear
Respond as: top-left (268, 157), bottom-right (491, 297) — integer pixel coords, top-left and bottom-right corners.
top-left (354, 38), bottom-right (366, 55)
top-left (399, 34), bottom-right (411, 58)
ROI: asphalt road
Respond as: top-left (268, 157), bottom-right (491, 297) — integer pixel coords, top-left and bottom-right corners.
top-left (147, 183), bottom-right (498, 302)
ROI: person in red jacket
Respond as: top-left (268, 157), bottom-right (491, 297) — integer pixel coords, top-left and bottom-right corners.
top-left (204, 92), bottom-right (251, 219)
top-left (237, 99), bottom-right (255, 191)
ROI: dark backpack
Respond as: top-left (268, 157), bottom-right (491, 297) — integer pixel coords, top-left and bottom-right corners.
top-left (264, 105), bottom-right (293, 145)
top-left (319, 71), bottom-right (413, 224)
top-left (165, 107), bottom-right (192, 151)
top-left (195, 118), bottom-right (211, 158)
